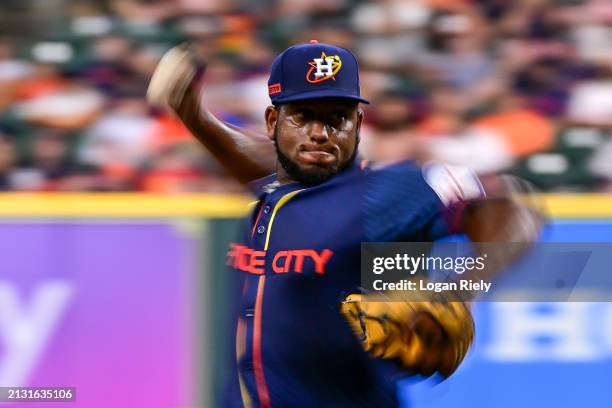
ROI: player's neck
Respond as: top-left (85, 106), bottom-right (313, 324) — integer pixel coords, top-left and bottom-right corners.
top-left (276, 168), bottom-right (295, 186)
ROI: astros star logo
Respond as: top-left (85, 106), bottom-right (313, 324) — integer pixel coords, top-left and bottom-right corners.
top-left (306, 52), bottom-right (342, 83)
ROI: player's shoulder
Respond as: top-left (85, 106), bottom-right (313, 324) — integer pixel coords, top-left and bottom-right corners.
top-left (364, 159), bottom-right (422, 176)
top-left (364, 159), bottom-right (427, 189)
top-left (362, 160), bottom-right (437, 211)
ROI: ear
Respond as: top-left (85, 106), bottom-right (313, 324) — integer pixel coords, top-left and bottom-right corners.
top-left (265, 105), bottom-right (279, 141)
top-left (356, 108), bottom-right (364, 134)
top-left (355, 108), bottom-right (364, 145)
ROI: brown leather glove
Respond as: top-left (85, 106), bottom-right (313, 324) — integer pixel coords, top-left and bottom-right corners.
top-left (340, 291), bottom-right (474, 378)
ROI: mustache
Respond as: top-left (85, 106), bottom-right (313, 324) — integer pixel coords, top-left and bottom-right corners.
top-left (273, 125), bottom-right (359, 186)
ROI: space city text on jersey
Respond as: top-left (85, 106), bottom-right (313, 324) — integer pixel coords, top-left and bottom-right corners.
top-left (227, 243), bottom-right (334, 275)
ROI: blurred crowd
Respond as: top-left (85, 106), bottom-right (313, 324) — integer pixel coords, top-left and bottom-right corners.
top-left (1, 0), bottom-right (612, 192)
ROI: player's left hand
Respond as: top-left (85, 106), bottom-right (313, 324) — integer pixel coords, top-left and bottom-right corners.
top-left (340, 291), bottom-right (474, 378)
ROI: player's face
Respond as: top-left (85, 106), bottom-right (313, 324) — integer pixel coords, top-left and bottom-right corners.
top-left (265, 98), bottom-right (363, 185)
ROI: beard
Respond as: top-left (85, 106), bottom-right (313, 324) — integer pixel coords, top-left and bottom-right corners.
top-left (274, 126), bottom-right (359, 186)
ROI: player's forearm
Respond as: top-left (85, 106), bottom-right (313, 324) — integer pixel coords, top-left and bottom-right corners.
top-left (462, 198), bottom-right (542, 244)
top-left (461, 172), bottom-right (544, 246)
top-left (174, 87), bottom-right (276, 184)
top-left (455, 197), bottom-right (543, 298)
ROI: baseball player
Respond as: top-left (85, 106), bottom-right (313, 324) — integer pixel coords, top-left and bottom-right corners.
top-left (148, 41), bottom-right (542, 407)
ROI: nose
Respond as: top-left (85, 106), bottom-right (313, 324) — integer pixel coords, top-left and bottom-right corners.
top-left (308, 120), bottom-right (329, 144)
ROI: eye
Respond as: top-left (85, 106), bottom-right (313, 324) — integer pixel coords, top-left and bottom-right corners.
top-left (292, 109), bottom-right (310, 123)
top-left (329, 112), bottom-right (347, 128)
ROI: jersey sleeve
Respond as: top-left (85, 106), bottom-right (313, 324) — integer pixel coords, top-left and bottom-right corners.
top-left (362, 161), bottom-right (484, 242)
top-left (421, 162), bottom-right (485, 240)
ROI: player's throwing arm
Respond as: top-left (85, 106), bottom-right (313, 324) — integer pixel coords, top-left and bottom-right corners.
top-left (147, 44), bottom-right (276, 183)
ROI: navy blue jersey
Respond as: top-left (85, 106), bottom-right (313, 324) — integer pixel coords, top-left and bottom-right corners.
top-left (223, 160), bottom-right (483, 408)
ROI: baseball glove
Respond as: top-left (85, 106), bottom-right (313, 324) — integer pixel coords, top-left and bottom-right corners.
top-left (340, 290), bottom-right (474, 378)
